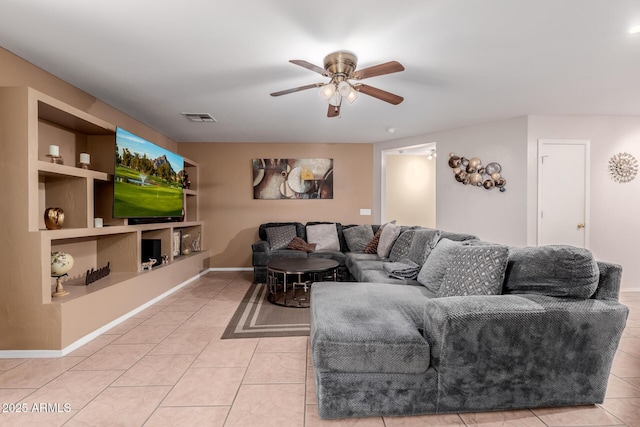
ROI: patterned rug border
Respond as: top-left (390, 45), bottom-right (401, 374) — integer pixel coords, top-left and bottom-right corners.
top-left (221, 282), bottom-right (310, 339)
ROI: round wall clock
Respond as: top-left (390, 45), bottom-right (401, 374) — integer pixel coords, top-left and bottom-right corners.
top-left (608, 152), bottom-right (638, 183)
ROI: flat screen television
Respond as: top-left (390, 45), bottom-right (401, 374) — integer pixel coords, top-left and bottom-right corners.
top-left (113, 127), bottom-right (184, 220)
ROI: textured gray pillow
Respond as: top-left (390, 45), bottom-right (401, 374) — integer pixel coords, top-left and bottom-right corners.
top-left (343, 225), bottom-right (374, 252)
top-left (306, 223), bottom-right (340, 251)
top-left (265, 225), bottom-right (297, 250)
top-left (437, 245), bottom-right (509, 297)
top-left (503, 245), bottom-right (600, 298)
top-left (377, 222), bottom-right (402, 259)
top-left (417, 239), bottom-right (466, 293)
top-left (407, 228), bottom-right (441, 265)
top-left (389, 229), bottom-right (416, 262)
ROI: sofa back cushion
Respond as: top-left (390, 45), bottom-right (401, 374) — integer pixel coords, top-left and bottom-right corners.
top-left (407, 228), bottom-right (441, 265)
top-left (265, 225), bottom-right (297, 250)
top-left (343, 224), bottom-right (374, 252)
top-left (503, 245), bottom-right (600, 298)
top-left (437, 245), bottom-right (509, 297)
top-left (388, 228), bottom-right (416, 262)
top-left (306, 223), bottom-right (341, 251)
top-left (377, 222), bottom-right (402, 258)
top-left (417, 239), bottom-right (467, 293)
top-left (259, 222), bottom-right (305, 241)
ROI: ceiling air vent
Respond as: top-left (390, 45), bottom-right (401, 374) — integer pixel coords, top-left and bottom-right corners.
top-left (181, 113), bottom-right (217, 122)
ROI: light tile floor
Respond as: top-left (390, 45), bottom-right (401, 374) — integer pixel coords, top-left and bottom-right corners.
top-left (0, 271), bottom-right (639, 426)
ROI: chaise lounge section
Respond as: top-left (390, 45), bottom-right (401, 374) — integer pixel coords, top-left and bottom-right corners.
top-left (310, 243), bottom-right (628, 419)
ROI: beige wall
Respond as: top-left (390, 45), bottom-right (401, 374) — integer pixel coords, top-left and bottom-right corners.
top-left (178, 142), bottom-right (374, 268)
top-left (384, 154), bottom-right (436, 227)
top-left (0, 47), bottom-right (177, 152)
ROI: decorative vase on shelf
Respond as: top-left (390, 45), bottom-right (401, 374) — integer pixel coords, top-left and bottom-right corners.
top-left (44, 207), bottom-right (64, 230)
top-left (51, 251), bottom-right (74, 276)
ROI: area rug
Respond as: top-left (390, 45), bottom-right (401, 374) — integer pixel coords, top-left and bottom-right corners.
top-left (221, 282), bottom-right (310, 339)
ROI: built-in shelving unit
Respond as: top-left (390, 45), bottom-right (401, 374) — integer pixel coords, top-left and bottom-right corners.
top-left (0, 86), bottom-right (209, 351)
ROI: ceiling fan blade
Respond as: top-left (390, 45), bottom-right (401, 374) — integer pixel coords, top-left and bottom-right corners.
top-left (327, 103), bottom-right (340, 118)
top-left (290, 60), bottom-right (331, 77)
top-left (355, 84), bottom-right (404, 105)
top-left (270, 83), bottom-right (323, 97)
top-left (352, 61), bottom-right (404, 80)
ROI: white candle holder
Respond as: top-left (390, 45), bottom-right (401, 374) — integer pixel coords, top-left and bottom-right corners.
top-left (78, 153), bottom-right (91, 169)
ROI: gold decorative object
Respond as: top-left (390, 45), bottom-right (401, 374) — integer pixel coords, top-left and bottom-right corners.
top-left (44, 207), bottom-right (64, 230)
top-left (608, 152), bottom-right (638, 183)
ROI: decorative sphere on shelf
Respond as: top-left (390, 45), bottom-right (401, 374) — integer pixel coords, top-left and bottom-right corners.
top-left (51, 251), bottom-right (74, 276)
top-left (460, 157), bottom-right (469, 166)
top-left (483, 179), bottom-right (495, 189)
top-left (495, 178), bottom-right (507, 188)
top-left (491, 172), bottom-right (501, 181)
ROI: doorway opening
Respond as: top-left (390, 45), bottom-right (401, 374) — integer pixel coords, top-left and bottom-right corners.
top-left (381, 142), bottom-right (437, 227)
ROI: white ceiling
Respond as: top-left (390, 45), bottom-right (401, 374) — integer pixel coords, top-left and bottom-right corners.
top-left (2, 0), bottom-right (640, 144)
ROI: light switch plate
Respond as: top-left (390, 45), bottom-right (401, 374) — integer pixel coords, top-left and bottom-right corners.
top-left (360, 209), bottom-right (372, 216)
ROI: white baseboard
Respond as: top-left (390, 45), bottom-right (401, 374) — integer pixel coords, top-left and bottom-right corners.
top-left (0, 270), bottom-right (209, 359)
top-left (208, 267), bottom-right (253, 272)
top-left (621, 287), bottom-right (640, 293)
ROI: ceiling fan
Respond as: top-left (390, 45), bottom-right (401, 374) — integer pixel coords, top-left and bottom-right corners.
top-left (270, 50), bottom-right (405, 118)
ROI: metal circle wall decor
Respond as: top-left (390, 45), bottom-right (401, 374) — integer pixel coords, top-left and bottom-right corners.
top-left (448, 153), bottom-right (506, 192)
top-left (608, 152), bottom-right (638, 183)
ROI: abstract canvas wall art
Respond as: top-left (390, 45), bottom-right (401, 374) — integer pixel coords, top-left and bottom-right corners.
top-left (252, 158), bottom-right (333, 199)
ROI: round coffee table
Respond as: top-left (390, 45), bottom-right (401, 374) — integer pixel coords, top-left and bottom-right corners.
top-left (267, 258), bottom-right (339, 307)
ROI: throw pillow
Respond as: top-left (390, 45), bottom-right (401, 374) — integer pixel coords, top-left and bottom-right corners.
top-left (343, 225), bottom-right (374, 252)
top-left (407, 228), bottom-right (441, 265)
top-left (437, 245), bottom-right (509, 297)
top-left (388, 229), bottom-right (416, 262)
top-left (364, 227), bottom-right (383, 254)
top-left (306, 223), bottom-right (340, 251)
top-left (377, 222), bottom-right (402, 259)
top-left (503, 245), bottom-right (600, 298)
top-left (417, 238), bottom-right (466, 293)
top-left (288, 236), bottom-right (316, 253)
top-left (265, 225), bottom-right (297, 250)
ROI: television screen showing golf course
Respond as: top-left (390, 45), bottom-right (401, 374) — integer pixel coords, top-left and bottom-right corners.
top-left (113, 127), bottom-right (184, 218)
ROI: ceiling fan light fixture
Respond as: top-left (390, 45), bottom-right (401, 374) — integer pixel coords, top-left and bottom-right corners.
top-left (337, 80), bottom-right (351, 97)
top-left (328, 92), bottom-right (342, 107)
top-left (345, 86), bottom-right (359, 104)
top-left (319, 83), bottom-right (336, 101)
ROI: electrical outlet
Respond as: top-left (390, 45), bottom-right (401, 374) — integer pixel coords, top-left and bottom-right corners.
top-left (360, 209), bottom-right (372, 216)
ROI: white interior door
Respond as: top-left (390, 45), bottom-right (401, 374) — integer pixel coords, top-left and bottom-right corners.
top-left (538, 139), bottom-right (590, 248)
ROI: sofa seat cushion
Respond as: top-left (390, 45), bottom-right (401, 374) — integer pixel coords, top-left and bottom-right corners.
top-left (504, 245), bottom-right (600, 298)
top-left (345, 253), bottom-right (384, 282)
top-left (308, 250), bottom-right (346, 266)
top-left (311, 282), bottom-right (432, 374)
top-left (361, 269), bottom-right (420, 286)
top-left (265, 249), bottom-right (308, 260)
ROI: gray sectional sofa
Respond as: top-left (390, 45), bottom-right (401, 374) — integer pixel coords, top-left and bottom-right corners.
top-left (251, 221), bottom-right (476, 284)
top-left (251, 221), bottom-right (628, 419)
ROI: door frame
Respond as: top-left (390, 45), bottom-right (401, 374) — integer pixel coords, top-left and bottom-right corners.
top-left (537, 139), bottom-right (591, 248)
